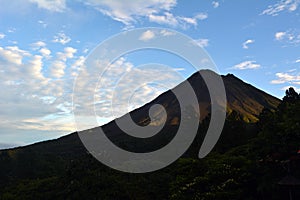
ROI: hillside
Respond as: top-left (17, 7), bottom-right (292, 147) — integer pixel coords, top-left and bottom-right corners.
top-left (0, 70), bottom-right (294, 200)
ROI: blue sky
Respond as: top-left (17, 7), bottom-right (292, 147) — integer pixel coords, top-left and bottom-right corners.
top-left (0, 0), bottom-right (300, 148)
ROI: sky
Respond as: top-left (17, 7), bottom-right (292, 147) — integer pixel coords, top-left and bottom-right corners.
top-left (0, 0), bottom-right (300, 149)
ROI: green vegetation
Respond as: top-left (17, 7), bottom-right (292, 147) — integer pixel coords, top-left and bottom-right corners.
top-left (0, 88), bottom-right (299, 199)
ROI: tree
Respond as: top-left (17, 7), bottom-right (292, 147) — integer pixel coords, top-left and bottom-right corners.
top-left (283, 87), bottom-right (300, 102)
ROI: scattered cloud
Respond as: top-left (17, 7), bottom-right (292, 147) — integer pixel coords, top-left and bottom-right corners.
top-left (39, 48), bottom-right (51, 57)
top-left (149, 12), bottom-right (207, 28)
top-left (139, 30), bottom-right (155, 41)
top-left (0, 46), bottom-right (30, 65)
top-left (84, 0), bottom-right (176, 26)
top-left (193, 38), bottom-right (209, 47)
top-left (71, 56), bottom-right (85, 77)
top-left (231, 60), bottom-right (261, 70)
top-left (139, 29), bottom-right (178, 41)
top-left (296, 59), bottom-right (300, 63)
top-left (149, 12), bottom-right (178, 26)
top-left (29, 0), bottom-right (66, 12)
top-left (274, 30), bottom-right (300, 45)
top-left (275, 31), bottom-right (286, 40)
top-left (31, 41), bottom-right (46, 50)
top-left (82, 48), bottom-right (89, 54)
top-left (0, 33), bottom-right (5, 39)
top-left (50, 60), bottom-right (66, 78)
top-left (271, 71), bottom-right (300, 85)
top-left (160, 29), bottom-right (175, 36)
top-left (194, 13), bottom-right (208, 20)
top-left (242, 39), bottom-right (255, 49)
top-left (82, 0), bottom-right (207, 28)
top-left (50, 47), bottom-right (77, 78)
top-left (7, 28), bottom-right (16, 33)
top-left (53, 32), bottom-right (71, 45)
top-left (261, 0), bottom-right (299, 16)
top-left (57, 47), bottom-right (77, 61)
top-left (212, 1), bottom-right (220, 8)
top-left (0, 43), bottom-right (80, 137)
top-left (38, 20), bottom-right (47, 28)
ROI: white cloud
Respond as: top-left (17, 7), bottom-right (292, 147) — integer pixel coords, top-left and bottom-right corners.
top-left (212, 1), bottom-right (220, 8)
top-left (178, 13), bottom-right (208, 27)
top-left (32, 41), bottom-right (51, 57)
top-left (38, 20), bottom-right (47, 28)
top-left (58, 47), bottom-right (77, 60)
top-left (270, 79), bottom-right (286, 84)
top-left (193, 38), bottom-right (209, 47)
top-left (83, 48), bottom-right (89, 54)
top-left (138, 29), bottom-right (183, 42)
top-left (194, 13), bottom-right (208, 20)
top-left (31, 41), bottom-right (46, 49)
top-left (160, 29), bottom-right (175, 36)
top-left (82, 0), bottom-right (207, 28)
top-left (178, 16), bottom-right (197, 26)
top-left (149, 12), bottom-right (207, 28)
top-left (271, 72), bottom-right (300, 84)
top-left (0, 46), bottom-right (30, 65)
top-left (50, 47), bottom-right (77, 78)
top-left (149, 12), bottom-right (178, 26)
top-left (232, 61), bottom-right (261, 70)
top-left (275, 31), bottom-right (286, 40)
top-left (29, 0), bottom-right (66, 12)
top-left (296, 59), bottom-right (300, 63)
top-left (39, 47), bottom-right (51, 57)
top-left (53, 32), bottom-right (71, 45)
top-left (0, 44), bottom-right (79, 146)
top-left (26, 55), bottom-right (45, 79)
top-left (0, 33), bottom-right (5, 39)
top-left (85, 0), bottom-right (176, 25)
top-left (50, 60), bottom-right (66, 78)
top-left (261, 0), bottom-right (300, 16)
top-left (139, 30), bottom-right (155, 41)
top-left (18, 115), bottom-right (74, 132)
top-left (274, 30), bottom-right (300, 45)
top-left (7, 28), bottom-right (16, 33)
top-left (242, 39), bottom-right (255, 49)
top-left (71, 56), bottom-right (85, 77)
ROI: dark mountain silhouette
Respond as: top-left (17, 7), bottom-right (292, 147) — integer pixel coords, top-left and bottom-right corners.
top-left (91, 70), bottom-right (280, 153)
top-left (0, 70), bottom-right (283, 199)
top-left (104, 70), bottom-right (280, 131)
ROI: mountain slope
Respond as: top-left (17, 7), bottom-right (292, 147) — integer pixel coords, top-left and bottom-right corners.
top-left (87, 70), bottom-right (280, 154)
top-left (222, 73), bottom-right (280, 122)
top-left (0, 70), bottom-right (283, 199)
top-left (115, 70), bottom-right (280, 128)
